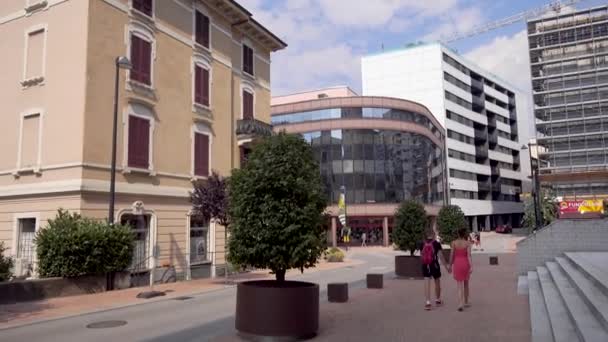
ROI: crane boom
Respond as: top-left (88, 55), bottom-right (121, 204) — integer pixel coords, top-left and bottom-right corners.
top-left (441, 0), bottom-right (583, 43)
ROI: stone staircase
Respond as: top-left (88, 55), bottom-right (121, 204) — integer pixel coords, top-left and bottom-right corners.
top-left (527, 252), bottom-right (608, 342)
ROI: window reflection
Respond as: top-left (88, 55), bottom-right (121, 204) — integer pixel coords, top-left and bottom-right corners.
top-left (307, 128), bottom-right (445, 206)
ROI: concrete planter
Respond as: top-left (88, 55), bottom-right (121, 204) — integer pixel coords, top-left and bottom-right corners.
top-left (0, 271), bottom-right (130, 305)
top-left (395, 255), bottom-right (423, 279)
top-left (235, 280), bottom-right (319, 339)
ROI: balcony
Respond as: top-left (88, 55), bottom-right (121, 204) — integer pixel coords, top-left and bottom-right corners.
top-left (472, 94), bottom-right (485, 108)
top-left (475, 146), bottom-right (488, 158)
top-left (477, 180), bottom-right (491, 191)
top-left (471, 78), bottom-right (483, 91)
top-left (488, 130), bottom-right (498, 147)
top-left (236, 118), bottom-right (274, 138)
top-left (474, 128), bottom-right (487, 142)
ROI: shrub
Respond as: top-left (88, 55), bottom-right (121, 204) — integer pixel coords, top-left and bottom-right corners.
top-left (437, 205), bottom-right (467, 244)
top-left (0, 242), bottom-right (13, 282)
top-left (36, 210), bottom-right (134, 278)
top-left (228, 133), bottom-right (327, 282)
top-left (325, 247), bottom-right (345, 263)
top-left (393, 200), bottom-right (428, 255)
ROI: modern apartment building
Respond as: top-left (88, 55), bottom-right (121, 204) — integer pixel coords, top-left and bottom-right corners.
top-left (0, 0), bottom-right (285, 280)
top-left (362, 43), bottom-right (531, 231)
top-left (271, 87), bottom-right (447, 247)
top-left (528, 5), bottom-right (608, 199)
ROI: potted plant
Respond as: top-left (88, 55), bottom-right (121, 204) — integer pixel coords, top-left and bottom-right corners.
top-left (228, 133), bottom-right (327, 339)
top-left (393, 200), bottom-right (428, 278)
top-left (437, 205), bottom-right (467, 261)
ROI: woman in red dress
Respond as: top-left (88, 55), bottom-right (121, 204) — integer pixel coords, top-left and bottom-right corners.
top-left (449, 228), bottom-right (473, 311)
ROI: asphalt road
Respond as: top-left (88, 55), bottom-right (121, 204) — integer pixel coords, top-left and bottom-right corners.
top-left (0, 250), bottom-right (397, 342)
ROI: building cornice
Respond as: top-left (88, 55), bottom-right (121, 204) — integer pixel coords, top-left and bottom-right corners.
top-left (0, 178), bottom-right (191, 199)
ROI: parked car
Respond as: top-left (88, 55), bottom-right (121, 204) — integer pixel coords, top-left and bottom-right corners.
top-left (495, 224), bottom-right (512, 234)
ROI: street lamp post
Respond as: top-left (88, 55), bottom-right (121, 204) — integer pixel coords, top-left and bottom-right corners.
top-left (108, 56), bottom-right (132, 224)
top-left (522, 143), bottom-right (541, 232)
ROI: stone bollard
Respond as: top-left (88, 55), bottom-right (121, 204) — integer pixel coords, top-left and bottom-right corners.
top-left (367, 274), bottom-right (383, 289)
top-left (489, 256), bottom-right (499, 265)
top-left (327, 283), bottom-right (348, 303)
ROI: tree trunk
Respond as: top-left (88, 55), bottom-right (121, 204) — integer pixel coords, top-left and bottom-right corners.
top-left (275, 269), bottom-right (286, 282)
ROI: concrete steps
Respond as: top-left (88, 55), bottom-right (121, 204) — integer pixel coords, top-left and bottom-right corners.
top-left (528, 252), bottom-right (608, 342)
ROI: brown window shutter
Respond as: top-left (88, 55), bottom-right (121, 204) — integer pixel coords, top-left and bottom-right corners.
top-left (194, 133), bottom-right (209, 177)
top-left (195, 11), bottom-right (210, 48)
top-left (202, 68), bottom-right (209, 106)
top-left (194, 65), bottom-right (202, 104)
top-left (130, 36), bottom-right (141, 82)
top-left (128, 116), bottom-right (150, 169)
top-left (133, 0), bottom-right (152, 17)
top-left (141, 39), bottom-right (152, 85)
top-left (142, 0), bottom-right (152, 16)
top-left (243, 45), bottom-right (253, 75)
top-left (243, 91), bottom-right (253, 119)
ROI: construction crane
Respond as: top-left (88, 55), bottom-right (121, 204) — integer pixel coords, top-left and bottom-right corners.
top-left (441, 0), bottom-right (586, 43)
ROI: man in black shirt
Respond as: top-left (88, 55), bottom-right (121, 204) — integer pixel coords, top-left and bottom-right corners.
top-left (420, 229), bottom-right (449, 310)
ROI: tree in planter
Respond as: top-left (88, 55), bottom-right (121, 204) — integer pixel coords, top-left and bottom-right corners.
top-left (227, 133), bottom-right (327, 282)
top-left (437, 205), bottom-right (467, 245)
top-left (393, 200), bottom-right (428, 255)
top-left (0, 242), bottom-right (14, 281)
top-left (36, 209), bottom-right (134, 278)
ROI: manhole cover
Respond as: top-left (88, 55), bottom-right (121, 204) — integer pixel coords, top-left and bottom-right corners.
top-left (86, 320), bottom-right (128, 329)
top-left (173, 296), bottom-right (193, 301)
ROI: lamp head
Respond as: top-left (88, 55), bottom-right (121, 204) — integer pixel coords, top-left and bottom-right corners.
top-left (117, 56), bottom-right (132, 70)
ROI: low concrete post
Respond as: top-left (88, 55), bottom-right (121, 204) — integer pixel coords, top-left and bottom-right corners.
top-left (367, 274), bottom-right (383, 289)
top-left (328, 283), bottom-right (348, 302)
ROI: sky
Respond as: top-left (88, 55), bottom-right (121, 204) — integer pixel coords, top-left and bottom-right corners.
top-left (240, 0), bottom-right (607, 97)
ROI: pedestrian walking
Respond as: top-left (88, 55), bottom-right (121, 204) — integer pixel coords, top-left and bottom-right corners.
top-left (421, 229), bottom-right (449, 310)
top-left (361, 232), bottom-right (367, 247)
top-left (449, 228), bottom-right (473, 311)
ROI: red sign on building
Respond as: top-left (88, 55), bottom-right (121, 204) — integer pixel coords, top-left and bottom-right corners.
top-left (559, 200), bottom-right (605, 218)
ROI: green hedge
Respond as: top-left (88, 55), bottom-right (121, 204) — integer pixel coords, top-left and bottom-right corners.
top-left (324, 247), bottom-right (345, 262)
top-left (0, 242), bottom-right (13, 281)
top-left (36, 210), bottom-right (134, 278)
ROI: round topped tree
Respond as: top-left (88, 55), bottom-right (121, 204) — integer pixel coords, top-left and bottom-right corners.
top-left (437, 205), bottom-right (467, 245)
top-left (228, 132), bottom-right (327, 339)
top-left (392, 199), bottom-right (428, 278)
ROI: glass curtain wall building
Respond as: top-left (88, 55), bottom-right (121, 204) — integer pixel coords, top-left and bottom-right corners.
top-left (271, 89), bottom-right (447, 247)
top-left (528, 5), bottom-right (608, 198)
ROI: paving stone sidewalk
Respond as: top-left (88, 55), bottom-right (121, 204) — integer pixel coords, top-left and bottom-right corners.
top-left (0, 258), bottom-right (360, 330)
top-left (214, 253), bottom-right (530, 342)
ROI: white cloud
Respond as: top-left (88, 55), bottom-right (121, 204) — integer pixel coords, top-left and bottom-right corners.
top-left (464, 30), bottom-right (532, 93)
top-left (271, 45), bottom-right (361, 96)
top-left (422, 7), bottom-right (483, 42)
top-left (317, 0), bottom-right (458, 28)
top-left (238, 0), bottom-right (478, 95)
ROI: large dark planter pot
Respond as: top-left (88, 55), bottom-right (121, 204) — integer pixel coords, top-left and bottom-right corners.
top-left (236, 280), bottom-right (319, 339)
top-left (395, 255), bottom-right (423, 279)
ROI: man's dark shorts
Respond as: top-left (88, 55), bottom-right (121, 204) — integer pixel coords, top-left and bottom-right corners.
top-left (422, 261), bottom-right (441, 279)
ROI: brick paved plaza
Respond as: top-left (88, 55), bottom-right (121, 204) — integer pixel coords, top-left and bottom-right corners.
top-left (215, 253), bottom-right (530, 342)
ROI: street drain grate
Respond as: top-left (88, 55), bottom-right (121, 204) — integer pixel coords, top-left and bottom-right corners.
top-left (86, 320), bottom-right (128, 329)
top-left (173, 296), bottom-right (194, 301)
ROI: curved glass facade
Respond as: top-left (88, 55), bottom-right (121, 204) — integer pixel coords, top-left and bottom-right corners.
top-left (301, 128), bottom-right (445, 205)
top-left (271, 107), bottom-right (443, 140)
